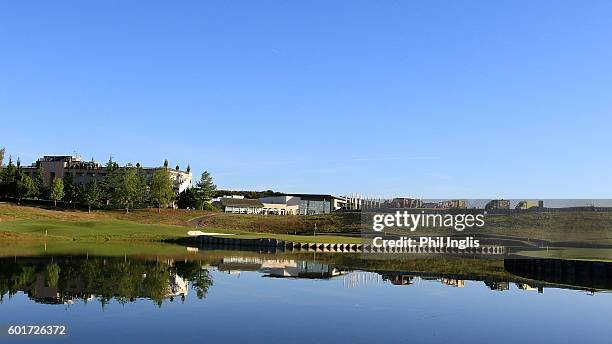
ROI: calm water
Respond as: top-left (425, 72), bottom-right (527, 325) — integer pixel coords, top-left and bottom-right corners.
top-left (0, 250), bottom-right (611, 343)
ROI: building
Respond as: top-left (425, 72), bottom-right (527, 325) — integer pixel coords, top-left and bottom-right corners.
top-left (286, 194), bottom-right (348, 215)
top-left (515, 200), bottom-right (540, 210)
top-left (22, 155), bottom-right (192, 195)
top-left (388, 198), bottom-right (423, 208)
top-left (437, 199), bottom-right (467, 209)
top-left (22, 155), bottom-right (102, 187)
top-left (485, 199), bottom-right (510, 210)
top-left (259, 195), bottom-right (300, 215)
top-left (344, 193), bottom-right (385, 210)
top-left (218, 196), bottom-right (264, 214)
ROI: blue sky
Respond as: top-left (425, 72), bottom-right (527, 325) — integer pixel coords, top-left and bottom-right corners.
top-left (1, 1), bottom-right (611, 198)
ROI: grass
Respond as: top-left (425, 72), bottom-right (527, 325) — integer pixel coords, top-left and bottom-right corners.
top-left (0, 203), bottom-right (361, 244)
top-left (516, 248), bottom-right (612, 262)
top-left (0, 241), bottom-right (190, 258)
top-left (4, 202), bottom-right (612, 248)
top-left (482, 212), bottom-right (612, 244)
top-left (0, 219), bottom-right (188, 241)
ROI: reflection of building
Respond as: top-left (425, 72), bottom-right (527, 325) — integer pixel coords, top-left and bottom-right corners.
top-left (22, 155), bottom-right (192, 194)
top-left (485, 281), bottom-right (509, 291)
top-left (485, 199), bottom-right (510, 210)
top-left (218, 257), bottom-right (346, 279)
top-left (343, 272), bottom-right (383, 288)
top-left (515, 283), bottom-right (543, 293)
top-left (441, 278), bottom-right (465, 287)
top-left (28, 274), bottom-right (77, 305)
top-left (383, 274), bottom-right (414, 286)
top-left (21, 268), bottom-right (186, 305)
top-left (167, 275), bottom-right (188, 297)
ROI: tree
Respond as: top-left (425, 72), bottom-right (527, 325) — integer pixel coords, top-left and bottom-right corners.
top-left (134, 165), bottom-right (148, 208)
top-left (0, 156), bottom-right (17, 198)
top-left (62, 172), bottom-right (80, 205)
top-left (33, 166), bottom-right (45, 199)
top-left (50, 177), bottom-right (64, 206)
top-left (15, 173), bottom-right (37, 204)
top-left (45, 263), bottom-right (61, 287)
top-left (163, 159), bottom-right (168, 168)
top-left (196, 171), bottom-right (216, 211)
top-left (114, 165), bottom-right (140, 213)
top-left (102, 157), bottom-right (120, 206)
top-left (0, 148), bottom-right (4, 194)
top-left (82, 179), bottom-right (102, 213)
top-left (177, 188), bottom-right (201, 210)
top-left (149, 168), bottom-right (174, 212)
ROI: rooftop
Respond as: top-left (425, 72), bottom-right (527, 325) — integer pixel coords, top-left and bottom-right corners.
top-left (220, 198), bottom-right (263, 207)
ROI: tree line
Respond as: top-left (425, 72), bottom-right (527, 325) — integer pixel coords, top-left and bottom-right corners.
top-left (0, 148), bottom-right (217, 212)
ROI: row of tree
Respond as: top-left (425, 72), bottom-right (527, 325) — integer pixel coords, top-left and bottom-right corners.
top-left (0, 148), bottom-right (217, 212)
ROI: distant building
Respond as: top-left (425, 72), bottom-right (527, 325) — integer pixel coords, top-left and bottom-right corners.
top-left (344, 193), bottom-right (385, 210)
top-left (22, 155), bottom-right (192, 195)
top-left (286, 194), bottom-right (347, 215)
top-left (216, 194), bottom-right (347, 215)
top-left (515, 200), bottom-right (539, 210)
top-left (485, 199), bottom-right (510, 210)
top-left (437, 200), bottom-right (467, 209)
top-left (218, 197), bottom-right (263, 214)
top-left (388, 198), bottom-right (423, 208)
top-left (259, 195), bottom-right (300, 215)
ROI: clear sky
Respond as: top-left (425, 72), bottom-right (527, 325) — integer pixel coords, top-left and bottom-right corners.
top-left (1, 1), bottom-right (611, 198)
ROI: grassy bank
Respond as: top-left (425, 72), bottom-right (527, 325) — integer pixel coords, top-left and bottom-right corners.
top-left (3, 202), bottom-right (612, 255)
top-left (0, 203), bottom-right (360, 244)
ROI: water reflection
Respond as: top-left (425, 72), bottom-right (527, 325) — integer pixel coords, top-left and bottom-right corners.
top-left (1, 254), bottom-right (610, 308)
top-left (218, 256), bottom-right (347, 279)
top-left (0, 257), bottom-right (212, 307)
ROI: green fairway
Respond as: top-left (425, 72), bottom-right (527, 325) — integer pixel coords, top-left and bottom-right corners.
top-left (0, 241), bottom-right (191, 257)
top-left (0, 219), bottom-right (187, 241)
top-left (0, 218), bottom-right (362, 245)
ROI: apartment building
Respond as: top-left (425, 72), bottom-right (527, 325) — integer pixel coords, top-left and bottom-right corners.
top-left (22, 155), bottom-right (192, 194)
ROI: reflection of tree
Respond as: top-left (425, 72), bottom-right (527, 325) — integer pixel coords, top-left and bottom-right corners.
top-left (193, 269), bottom-right (213, 299)
top-left (0, 257), bottom-right (214, 307)
top-left (45, 263), bottom-right (60, 287)
top-left (175, 261), bottom-right (213, 299)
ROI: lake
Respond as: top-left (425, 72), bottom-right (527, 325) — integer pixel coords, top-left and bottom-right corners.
top-left (0, 245), bottom-right (611, 343)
